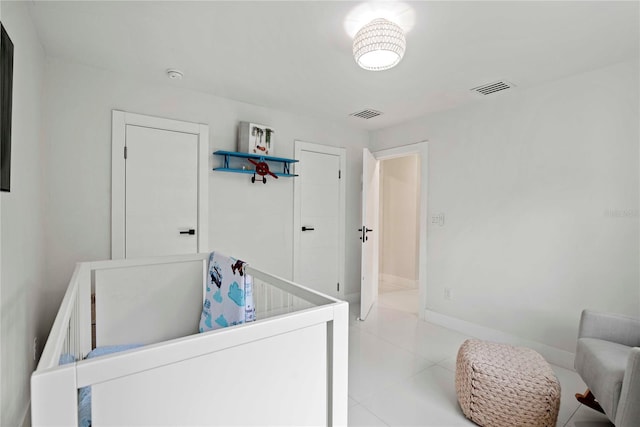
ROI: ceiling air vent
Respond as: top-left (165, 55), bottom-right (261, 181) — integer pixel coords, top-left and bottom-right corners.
top-left (350, 109), bottom-right (382, 119)
top-left (471, 80), bottom-right (516, 96)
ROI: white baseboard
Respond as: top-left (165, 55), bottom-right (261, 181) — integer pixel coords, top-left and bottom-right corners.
top-left (380, 274), bottom-right (418, 289)
top-left (424, 309), bottom-right (576, 370)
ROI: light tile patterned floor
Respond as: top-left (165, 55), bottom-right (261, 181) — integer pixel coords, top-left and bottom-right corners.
top-left (348, 293), bottom-right (613, 427)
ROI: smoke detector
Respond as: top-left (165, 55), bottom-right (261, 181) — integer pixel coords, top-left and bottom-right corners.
top-left (167, 69), bottom-right (184, 80)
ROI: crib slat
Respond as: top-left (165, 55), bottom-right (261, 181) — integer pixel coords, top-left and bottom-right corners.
top-left (78, 265), bottom-right (92, 358)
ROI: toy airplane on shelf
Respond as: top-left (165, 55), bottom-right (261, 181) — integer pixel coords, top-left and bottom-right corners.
top-left (247, 158), bottom-right (276, 184)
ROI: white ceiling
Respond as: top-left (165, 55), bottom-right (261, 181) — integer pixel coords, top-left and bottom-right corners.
top-left (27, 1), bottom-right (639, 130)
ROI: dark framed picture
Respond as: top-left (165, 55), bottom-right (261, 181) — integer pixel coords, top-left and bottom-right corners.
top-left (1, 22), bottom-right (14, 192)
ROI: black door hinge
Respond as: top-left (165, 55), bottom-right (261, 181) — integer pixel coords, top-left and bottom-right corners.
top-left (124, 146), bottom-right (128, 159)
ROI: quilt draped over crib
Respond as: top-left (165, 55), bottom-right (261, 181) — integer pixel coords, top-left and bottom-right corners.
top-left (200, 252), bottom-right (255, 332)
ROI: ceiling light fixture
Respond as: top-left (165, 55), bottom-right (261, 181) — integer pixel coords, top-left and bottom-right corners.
top-left (353, 18), bottom-right (406, 71)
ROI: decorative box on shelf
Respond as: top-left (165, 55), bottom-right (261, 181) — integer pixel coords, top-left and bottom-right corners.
top-left (238, 122), bottom-right (275, 157)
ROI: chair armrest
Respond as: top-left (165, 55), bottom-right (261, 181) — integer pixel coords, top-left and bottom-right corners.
top-left (578, 310), bottom-right (640, 347)
top-left (615, 347), bottom-right (640, 427)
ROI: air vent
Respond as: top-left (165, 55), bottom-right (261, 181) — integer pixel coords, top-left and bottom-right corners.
top-left (350, 109), bottom-right (383, 119)
top-left (471, 80), bottom-right (516, 96)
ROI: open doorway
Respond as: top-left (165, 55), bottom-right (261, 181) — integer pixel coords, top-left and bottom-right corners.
top-left (359, 142), bottom-right (427, 321)
top-left (378, 154), bottom-right (420, 315)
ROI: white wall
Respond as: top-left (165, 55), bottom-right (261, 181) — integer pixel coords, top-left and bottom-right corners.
top-left (380, 155), bottom-right (420, 286)
top-left (371, 60), bottom-right (640, 353)
top-left (0, 2), bottom-right (46, 425)
top-left (41, 58), bottom-right (368, 330)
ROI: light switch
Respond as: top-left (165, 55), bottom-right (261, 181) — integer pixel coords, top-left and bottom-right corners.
top-left (431, 213), bottom-right (445, 227)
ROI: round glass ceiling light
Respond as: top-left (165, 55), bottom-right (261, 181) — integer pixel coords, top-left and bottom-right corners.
top-left (353, 18), bottom-right (406, 71)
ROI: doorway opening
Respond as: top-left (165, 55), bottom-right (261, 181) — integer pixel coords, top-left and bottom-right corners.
top-left (377, 154), bottom-right (421, 315)
top-left (359, 142), bottom-right (427, 321)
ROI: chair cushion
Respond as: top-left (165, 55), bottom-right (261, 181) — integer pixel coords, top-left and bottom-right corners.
top-left (575, 337), bottom-right (631, 420)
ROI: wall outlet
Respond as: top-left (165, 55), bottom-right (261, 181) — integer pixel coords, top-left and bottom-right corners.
top-left (33, 337), bottom-right (38, 361)
top-left (444, 288), bottom-right (453, 300)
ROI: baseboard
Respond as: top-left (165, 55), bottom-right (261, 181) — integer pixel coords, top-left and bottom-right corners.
top-left (424, 309), bottom-right (576, 370)
top-left (380, 274), bottom-right (418, 289)
top-left (20, 400), bottom-right (31, 427)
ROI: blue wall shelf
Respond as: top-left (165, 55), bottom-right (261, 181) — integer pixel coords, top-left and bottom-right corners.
top-left (213, 150), bottom-right (299, 183)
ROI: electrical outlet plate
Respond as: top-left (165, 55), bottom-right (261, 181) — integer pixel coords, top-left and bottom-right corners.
top-left (431, 213), bottom-right (445, 227)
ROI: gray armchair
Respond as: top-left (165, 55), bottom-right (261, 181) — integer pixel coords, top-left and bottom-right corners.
top-left (574, 309), bottom-right (640, 427)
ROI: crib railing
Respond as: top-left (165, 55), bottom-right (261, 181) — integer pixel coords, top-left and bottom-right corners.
top-left (33, 253), bottom-right (348, 427)
top-left (39, 258), bottom-right (330, 372)
top-left (253, 271), bottom-right (319, 319)
top-left (37, 262), bottom-right (91, 370)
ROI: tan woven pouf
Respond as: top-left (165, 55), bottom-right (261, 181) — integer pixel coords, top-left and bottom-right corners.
top-left (455, 339), bottom-right (561, 427)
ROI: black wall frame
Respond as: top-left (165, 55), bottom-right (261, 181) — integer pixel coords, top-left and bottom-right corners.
top-left (1, 22), bottom-right (14, 192)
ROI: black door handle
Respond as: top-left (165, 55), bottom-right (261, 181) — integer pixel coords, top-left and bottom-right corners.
top-left (180, 229), bottom-right (196, 235)
top-left (302, 226), bottom-right (315, 231)
top-left (359, 227), bottom-right (373, 242)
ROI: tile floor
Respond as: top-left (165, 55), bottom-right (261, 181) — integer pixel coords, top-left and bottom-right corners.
top-left (376, 287), bottom-right (420, 315)
top-left (347, 290), bottom-right (614, 427)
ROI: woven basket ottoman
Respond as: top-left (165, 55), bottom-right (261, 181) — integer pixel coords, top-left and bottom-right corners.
top-left (455, 339), bottom-right (560, 427)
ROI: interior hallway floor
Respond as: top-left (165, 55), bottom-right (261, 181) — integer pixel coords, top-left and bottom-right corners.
top-left (378, 277), bottom-right (419, 315)
top-left (347, 301), bottom-right (614, 427)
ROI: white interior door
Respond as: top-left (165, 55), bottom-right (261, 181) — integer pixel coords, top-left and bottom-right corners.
top-left (125, 125), bottom-right (199, 258)
top-left (294, 142), bottom-right (345, 299)
top-left (112, 111), bottom-right (208, 260)
top-left (360, 148), bottom-right (380, 320)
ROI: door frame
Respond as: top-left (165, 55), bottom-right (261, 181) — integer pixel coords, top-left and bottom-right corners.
top-left (111, 110), bottom-right (209, 259)
top-left (373, 141), bottom-right (428, 319)
top-left (293, 140), bottom-right (346, 298)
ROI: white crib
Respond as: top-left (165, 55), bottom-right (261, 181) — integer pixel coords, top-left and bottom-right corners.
top-left (31, 253), bottom-right (348, 426)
